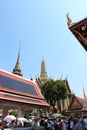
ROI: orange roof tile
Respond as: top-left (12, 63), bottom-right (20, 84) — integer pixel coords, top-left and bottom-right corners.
top-left (0, 69), bottom-right (49, 107)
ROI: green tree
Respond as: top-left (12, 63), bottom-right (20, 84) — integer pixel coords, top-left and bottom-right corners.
top-left (55, 80), bottom-right (68, 100)
top-left (9, 110), bottom-right (18, 117)
top-left (41, 79), bottom-right (69, 108)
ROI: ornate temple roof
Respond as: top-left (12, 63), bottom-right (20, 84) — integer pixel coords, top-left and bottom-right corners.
top-left (0, 69), bottom-right (49, 107)
top-left (62, 78), bottom-right (71, 94)
top-left (67, 14), bottom-right (87, 51)
top-left (68, 94), bottom-right (87, 113)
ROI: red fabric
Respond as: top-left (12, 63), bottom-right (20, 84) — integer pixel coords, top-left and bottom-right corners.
top-left (0, 125), bottom-right (2, 129)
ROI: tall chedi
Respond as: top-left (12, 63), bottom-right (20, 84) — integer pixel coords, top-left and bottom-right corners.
top-left (12, 46), bottom-right (23, 76)
top-left (40, 58), bottom-right (49, 84)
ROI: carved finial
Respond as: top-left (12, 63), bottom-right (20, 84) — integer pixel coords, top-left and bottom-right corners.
top-left (19, 41), bottom-right (21, 50)
top-left (12, 42), bottom-right (23, 76)
top-left (66, 13), bottom-right (72, 26)
top-left (82, 81), bottom-right (87, 100)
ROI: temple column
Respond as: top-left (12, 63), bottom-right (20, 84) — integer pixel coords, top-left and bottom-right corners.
top-left (44, 108), bottom-right (49, 117)
top-left (2, 107), bottom-right (9, 127)
top-left (64, 99), bottom-right (67, 109)
top-left (2, 107), bottom-right (9, 120)
top-left (36, 108), bottom-right (40, 118)
top-left (17, 107), bottom-right (23, 117)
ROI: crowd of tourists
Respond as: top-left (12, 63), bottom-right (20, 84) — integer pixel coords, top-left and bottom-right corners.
top-left (30, 115), bottom-right (87, 130)
top-left (30, 116), bottom-right (87, 130)
top-left (1, 115), bottom-right (87, 130)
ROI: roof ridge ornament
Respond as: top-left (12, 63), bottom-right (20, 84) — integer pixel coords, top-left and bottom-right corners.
top-left (66, 13), bottom-right (72, 26)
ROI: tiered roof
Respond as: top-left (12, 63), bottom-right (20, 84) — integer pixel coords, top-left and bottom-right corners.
top-left (67, 14), bottom-right (87, 51)
top-left (68, 94), bottom-right (87, 113)
top-left (0, 69), bottom-right (49, 107)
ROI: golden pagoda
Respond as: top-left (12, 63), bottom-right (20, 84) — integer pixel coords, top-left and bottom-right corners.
top-left (39, 58), bottom-right (48, 84)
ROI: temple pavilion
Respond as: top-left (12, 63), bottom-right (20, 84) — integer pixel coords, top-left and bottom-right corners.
top-left (1, 22), bottom-right (87, 118)
top-left (0, 48), bottom-right (49, 121)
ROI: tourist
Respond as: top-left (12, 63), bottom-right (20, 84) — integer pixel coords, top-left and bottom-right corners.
top-left (73, 118), bottom-right (83, 130)
top-left (62, 119), bottom-right (67, 130)
top-left (31, 118), bottom-right (39, 130)
top-left (56, 118), bottom-right (63, 130)
top-left (67, 117), bottom-right (74, 130)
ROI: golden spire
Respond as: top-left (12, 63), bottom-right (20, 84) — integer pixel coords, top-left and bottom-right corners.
top-left (40, 58), bottom-right (48, 83)
top-left (82, 81), bottom-right (87, 100)
top-left (12, 43), bottom-right (23, 76)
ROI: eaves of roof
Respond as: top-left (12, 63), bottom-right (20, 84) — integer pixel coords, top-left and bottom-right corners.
top-left (0, 91), bottom-right (50, 107)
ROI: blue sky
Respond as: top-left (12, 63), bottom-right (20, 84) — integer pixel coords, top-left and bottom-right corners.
top-left (0, 0), bottom-right (87, 98)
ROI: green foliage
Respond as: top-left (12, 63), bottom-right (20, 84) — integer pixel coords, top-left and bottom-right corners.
top-left (55, 80), bottom-right (68, 100)
top-left (41, 79), bottom-right (69, 108)
top-left (9, 110), bottom-right (18, 117)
